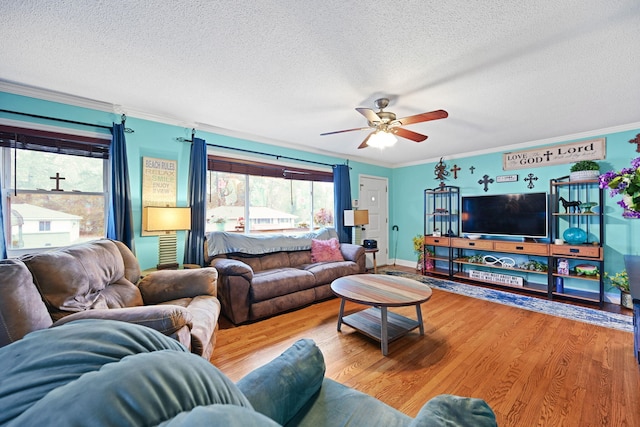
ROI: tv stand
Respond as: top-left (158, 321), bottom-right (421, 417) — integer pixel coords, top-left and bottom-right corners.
top-left (423, 178), bottom-right (605, 306)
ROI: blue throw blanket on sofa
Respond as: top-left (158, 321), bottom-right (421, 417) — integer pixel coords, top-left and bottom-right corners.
top-left (206, 227), bottom-right (338, 257)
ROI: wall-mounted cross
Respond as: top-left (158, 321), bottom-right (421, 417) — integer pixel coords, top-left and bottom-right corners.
top-left (478, 174), bottom-right (494, 192)
top-left (450, 164), bottom-right (461, 179)
top-left (524, 173), bottom-right (538, 189)
top-left (469, 166), bottom-right (475, 174)
top-left (50, 172), bottom-right (65, 191)
top-left (630, 133), bottom-right (640, 153)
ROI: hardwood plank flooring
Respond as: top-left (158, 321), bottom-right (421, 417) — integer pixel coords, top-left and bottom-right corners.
top-left (211, 272), bottom-right (640, 427)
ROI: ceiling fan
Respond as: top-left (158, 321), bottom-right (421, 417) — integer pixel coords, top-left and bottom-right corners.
top-left (320, 98), bottom-right (448, 149)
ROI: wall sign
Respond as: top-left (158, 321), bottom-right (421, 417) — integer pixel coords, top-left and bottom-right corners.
top-left (142, 157), bottom-right (177, 236)
top-left (502, 138), bottom-right (605, 171)
top-left (496, 174), bottom-right (518, 183)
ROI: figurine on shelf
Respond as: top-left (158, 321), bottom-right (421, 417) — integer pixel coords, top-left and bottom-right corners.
top-left (559, 197), bottom-right (582, 213)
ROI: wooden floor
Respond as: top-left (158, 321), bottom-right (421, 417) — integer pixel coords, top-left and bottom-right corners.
top-left (211, 267), bottom-right (640, 427)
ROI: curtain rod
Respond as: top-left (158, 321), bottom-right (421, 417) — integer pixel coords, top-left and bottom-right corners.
top-left (0, 109), bottom-right (134, 133)
top-left (176, 130), bottom-right (337, 168)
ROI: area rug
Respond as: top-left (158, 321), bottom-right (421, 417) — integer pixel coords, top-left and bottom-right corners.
top-left (383, 270), bottom-right (633, 333)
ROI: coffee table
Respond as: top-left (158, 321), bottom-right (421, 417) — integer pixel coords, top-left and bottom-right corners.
top-left (331, 274), bottom-right (432, 356)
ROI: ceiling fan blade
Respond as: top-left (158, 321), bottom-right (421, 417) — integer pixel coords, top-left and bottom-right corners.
top-left (320, 127), bottom-right (370, 136)
top-left (394, 109), bottom-right (448, 126)
top-left (356, 108), bottom-right (382, 124)
top-left (357, 132), bottom-right (373, 149)
top-left (392, 127), bottom-right (428, 142)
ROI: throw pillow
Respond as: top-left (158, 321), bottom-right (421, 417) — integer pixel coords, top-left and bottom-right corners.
top-left (310, 238), bottom-right (344, 263)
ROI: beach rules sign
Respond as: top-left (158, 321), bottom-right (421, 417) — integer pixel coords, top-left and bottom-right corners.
top-left (503, 138), bottom-right (605, 171)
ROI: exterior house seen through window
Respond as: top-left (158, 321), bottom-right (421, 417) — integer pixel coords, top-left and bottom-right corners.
top-left (206, 156), bottom-right (334, 235)
top-left (0, 126), bottom-right (109, 257)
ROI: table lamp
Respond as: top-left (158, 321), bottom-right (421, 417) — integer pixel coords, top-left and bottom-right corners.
top-left (344, 209), bottom-right (369, 245)
top-left (143, 206), bottom-right (191, 269)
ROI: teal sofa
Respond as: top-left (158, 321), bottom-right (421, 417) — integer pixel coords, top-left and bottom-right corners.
top-left (0, 320), bottom-right (497, 426)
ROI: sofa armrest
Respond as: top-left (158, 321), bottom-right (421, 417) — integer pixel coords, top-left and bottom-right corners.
top-left (51, 305), bottom-right (194, 337)
top-left (410, 394), bottom-right (497, 427)
top-left (236, 339), bottom-right (325, 426)
top-left (210, 258), bottom-right (254, 281)
top-left (340, 243), bottom-right (366, 272)
top-left (138, 268), bottom-right (218, 304)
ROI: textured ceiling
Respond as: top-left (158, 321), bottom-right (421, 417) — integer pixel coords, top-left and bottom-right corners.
top-left (1, 1), bottom-right (639, 167)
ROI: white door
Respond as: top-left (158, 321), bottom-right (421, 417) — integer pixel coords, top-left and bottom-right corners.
top-left (359, 175), bottom-right (389, 269)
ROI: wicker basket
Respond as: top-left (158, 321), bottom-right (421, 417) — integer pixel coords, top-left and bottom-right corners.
top-left (569, 170), bottom-right (599, 181)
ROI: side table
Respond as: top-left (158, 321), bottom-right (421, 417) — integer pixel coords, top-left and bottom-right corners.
top-left (364, 248), bottom-right (379, 274)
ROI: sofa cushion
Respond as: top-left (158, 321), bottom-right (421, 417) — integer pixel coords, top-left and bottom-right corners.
top-left (251, 269), bottom-right (316, 302)
top-left (0, 259), bottom-right (53, 347)
top-left (20, 240), bottom-right (143, 320)
top-left (237, 338), bottom-right (325, 426)
top-left (310, 238), bottom-right (344, 263)
top-left (304, 261), bottom-right (361, 286)
top-left (0, 320), bottom-right (252, 426)
top-left (288, 250), bottom-right (312, 266)
top-left (285, 378), bottom-right (411, 427)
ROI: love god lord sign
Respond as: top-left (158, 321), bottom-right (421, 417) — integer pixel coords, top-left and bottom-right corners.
top-left (503, 138), bottom-right (605, 171)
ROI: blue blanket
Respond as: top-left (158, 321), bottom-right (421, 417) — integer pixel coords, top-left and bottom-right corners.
top-left (206, 228), bottom-right (338, 257)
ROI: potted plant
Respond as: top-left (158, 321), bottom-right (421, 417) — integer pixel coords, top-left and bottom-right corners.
top-left (412, 235), bottom-right (433, 272)
top-left (570, 160), bottom-right (600, 181)
top-left (605, 269), bottom-right (632, 309)
top-left (209, 215), bottom-right (226, 231)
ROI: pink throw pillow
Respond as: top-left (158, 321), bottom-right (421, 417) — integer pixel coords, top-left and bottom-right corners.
top-left (311, 238), bottom-right (344, 263)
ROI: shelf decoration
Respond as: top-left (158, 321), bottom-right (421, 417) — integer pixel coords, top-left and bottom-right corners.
top-left (559, 196), bottom-right (582, 213)
top-left (599, 156), bottom-right (640, 219)
top-left (562, 227), bottom-right (587, 245)
top-left (575, 264), bottom-right (599, 276)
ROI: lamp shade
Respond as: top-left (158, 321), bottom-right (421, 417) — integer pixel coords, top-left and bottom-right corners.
top-left (143, 206), bottom-right (191, 232)
top-left (344, 209), bottom-right (369, 226)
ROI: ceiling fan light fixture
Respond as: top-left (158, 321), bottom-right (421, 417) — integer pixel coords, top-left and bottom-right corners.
top-left (367, 130), bottom-right (397, 149)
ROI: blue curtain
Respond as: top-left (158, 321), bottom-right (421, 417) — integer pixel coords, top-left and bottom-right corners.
top-left (333, 164), bottom-right (353, 243)
top-left (184, 137), bottom-right (207, 266)
top-left (106, 123), bottom-right (135, 251)
top-left (0, 173), bottom-right (6, 259)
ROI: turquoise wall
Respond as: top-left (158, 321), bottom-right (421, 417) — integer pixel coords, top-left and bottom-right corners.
top-left (0, 91), bottom-right (391, 269)
top-left (391, 128), bottom-right (640, 291)
top-left (2, 90), bottom-right (638, 285)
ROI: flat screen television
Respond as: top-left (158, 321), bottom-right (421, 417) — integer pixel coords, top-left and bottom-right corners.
top-left (461, 192), bottom-right (548, 239)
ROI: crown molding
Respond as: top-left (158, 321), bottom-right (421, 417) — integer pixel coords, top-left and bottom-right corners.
top-left (394, 121), bottom-right (640, 168)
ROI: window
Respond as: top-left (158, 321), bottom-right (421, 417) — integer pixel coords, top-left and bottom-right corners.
top-left (206, 155), bottom-right (334, 235)
top-left (1, 126), bottom-right (109, 256)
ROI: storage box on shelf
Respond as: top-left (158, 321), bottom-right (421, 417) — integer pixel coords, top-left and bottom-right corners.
top-left (549, 176), bottom-right (604, 306)
top-left (423, 186), bottom-right (459, 276)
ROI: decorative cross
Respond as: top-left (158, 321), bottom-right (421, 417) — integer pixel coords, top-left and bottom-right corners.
top-left (524, 173), bottom-right (538, 189)
top-left (630, 133), bottom-right (640, 153)
top-left (438, 181), bottom-right (447, 190)
top-left (50, 172), bottom-right (65, 191)
top-left (450, 164), bottom-right (461, 179)
top-left (469, 166), bottom-right (475, 174)
top-left (434, 157), bottom-right (449, 180)
top-left (478, 174), bottom-right (494, 192)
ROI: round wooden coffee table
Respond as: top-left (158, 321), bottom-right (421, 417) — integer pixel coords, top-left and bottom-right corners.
top-left (331, 274), bottom-right (433, 356)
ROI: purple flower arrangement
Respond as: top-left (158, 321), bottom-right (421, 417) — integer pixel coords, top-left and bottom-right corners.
top-left (599, 156), bottom-right (640, 218)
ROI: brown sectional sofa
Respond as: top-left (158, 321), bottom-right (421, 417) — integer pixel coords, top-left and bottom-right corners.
top-left (206, 230), bottom-right (365, 324)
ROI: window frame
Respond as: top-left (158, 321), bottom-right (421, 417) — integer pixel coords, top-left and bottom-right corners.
top-left (0, 124), bottom-right (111, 257)
top-left (206, 154), bottom-right (334, 235)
